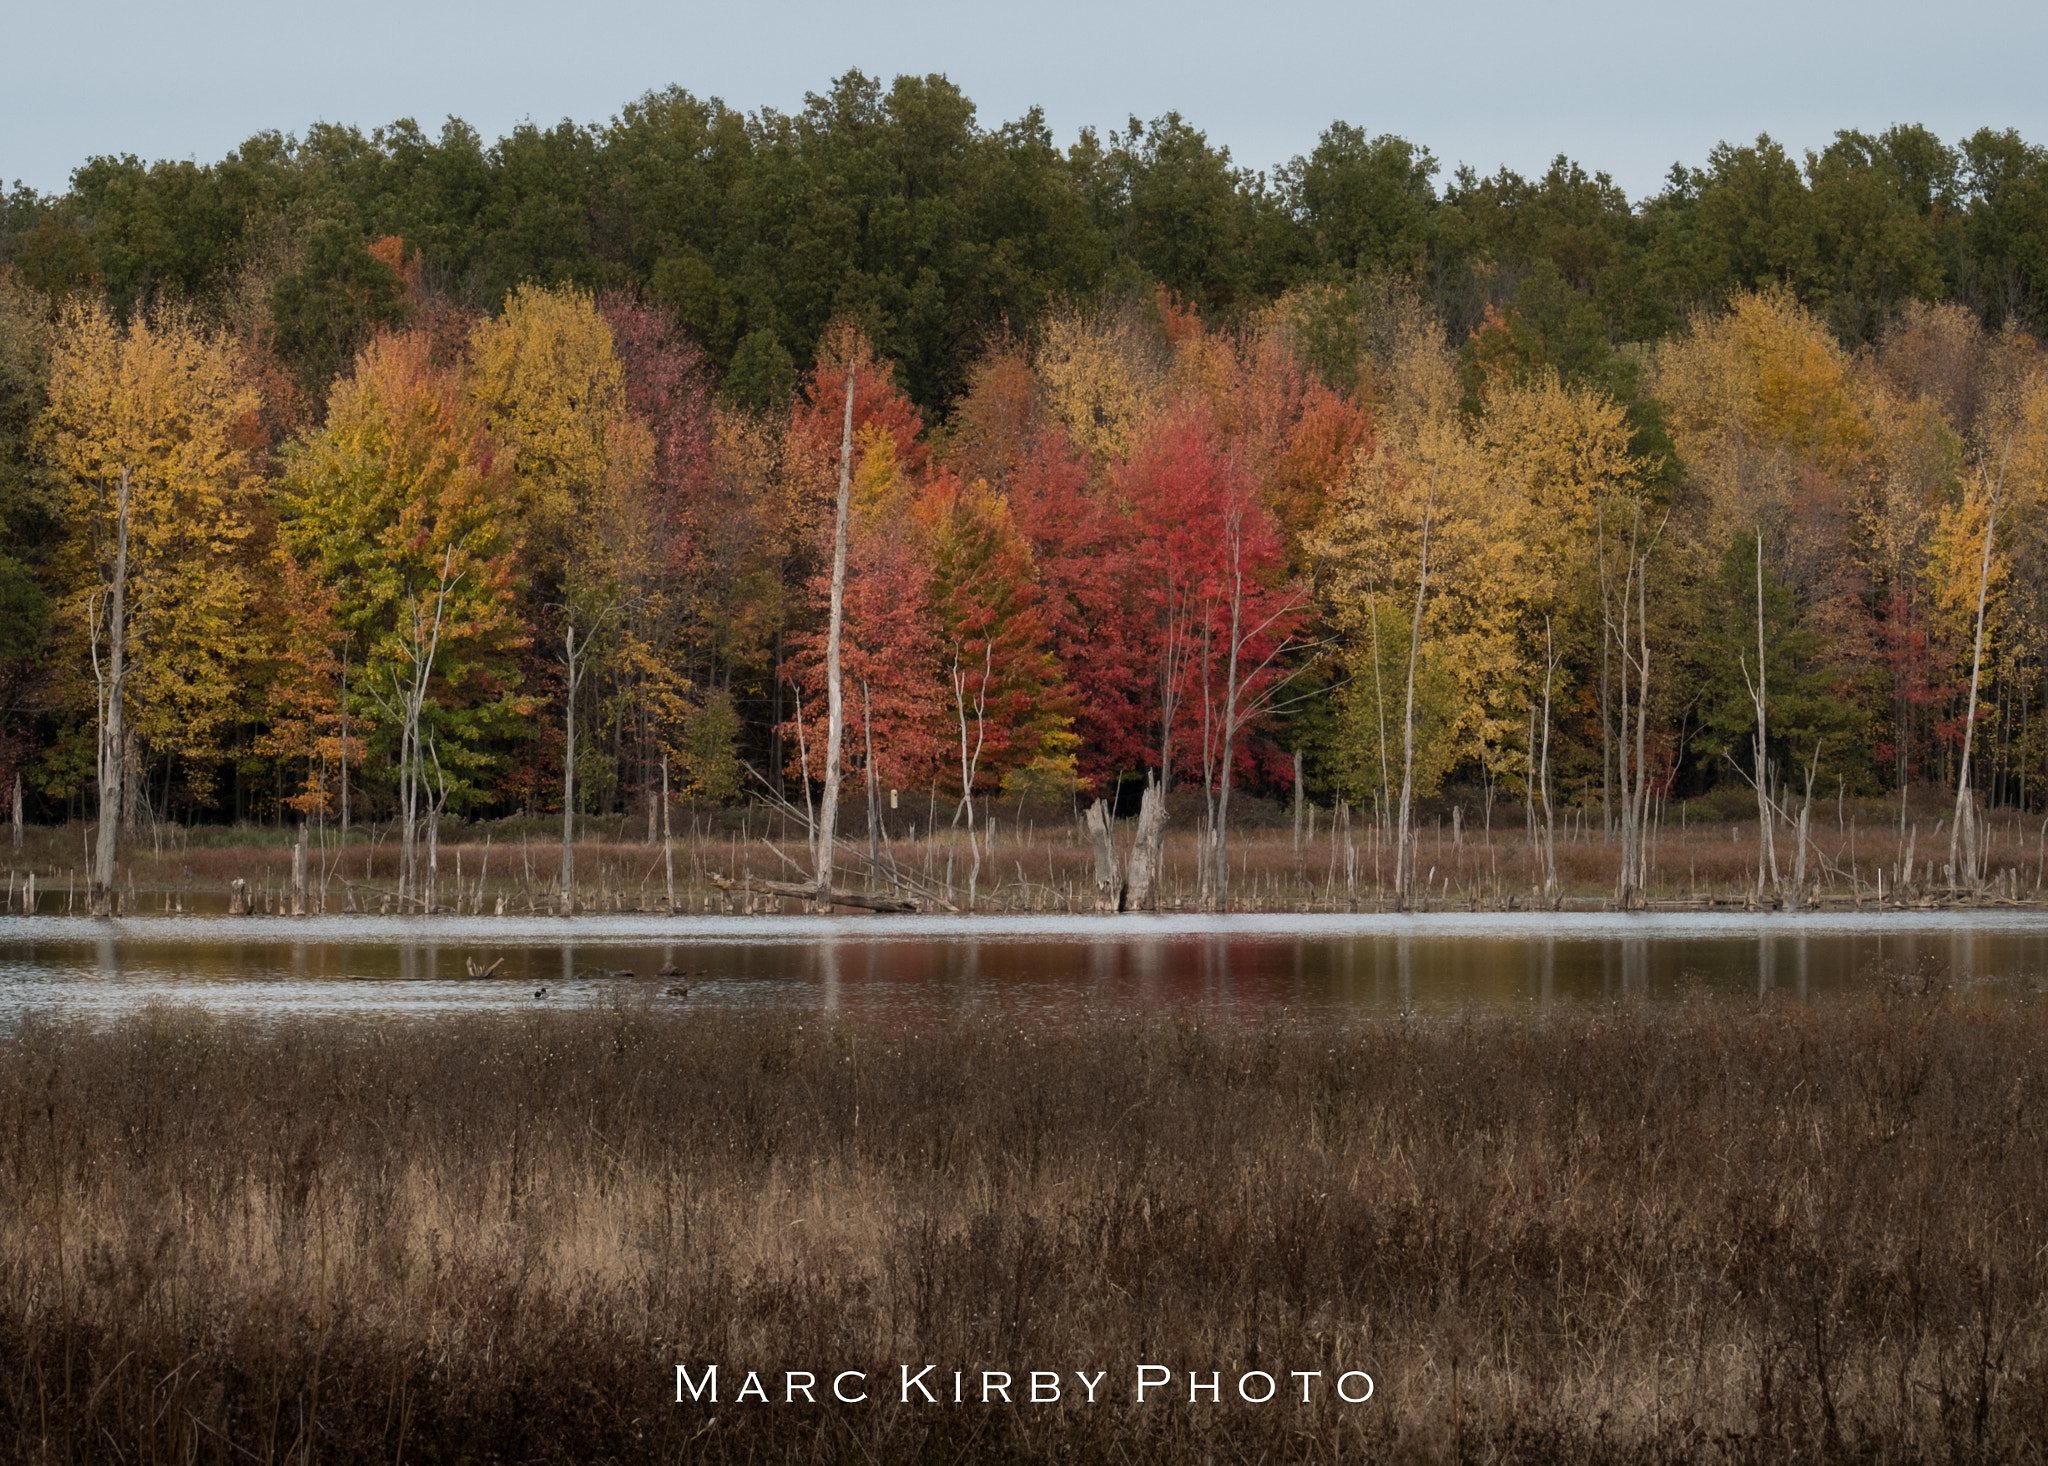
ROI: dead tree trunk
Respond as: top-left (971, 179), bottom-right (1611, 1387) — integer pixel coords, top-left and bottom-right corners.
top-left (817, 367), bottom-right (855, 904)
top-left (1742, 528), bottom-right (1779, 902)
top-left (376, 549), bottom-right (458, 911)
top-left (1125, 777), bottom-right (1168, 912)
top-left (1395, 475), bottom-right (1436, 909)
top-left (948, 645), bottom-right (993, 912)
top-left (1791, 744), bottom-right (1821, 911)
top-left (1212, 530), bottom-right (1249, 907)
top-left (1085, 798), bottom-right (1121, 911)
top-left (661, 752), bottom-right (675, 910)
top-left (561, 622), bottom-right (582, 908)
top-left (90, 466), bottom-right (131, 917)
top-left (1952, 451), bottom-right (2007, 890)
top-left (1540, 616), bottom-right (1559, 901)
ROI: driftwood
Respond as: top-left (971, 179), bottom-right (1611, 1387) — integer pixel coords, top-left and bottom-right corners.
top-left (708, 872), bottom-right (917, 914)
top-left (464, 956), bottom-right (505, 979)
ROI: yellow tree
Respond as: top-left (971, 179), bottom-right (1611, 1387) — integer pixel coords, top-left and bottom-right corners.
top-left (1035, 300), bottom-right (1168, 465)
top-left (1478, 374), bottom-right (1645, 892)
top-left (46, 301), bottom-right (263, 912)
top-left (469, 284), bottom-right (638, 896)
top-left (1319, 350), bottom-right (1500, 900)
top-left (1653, 290), bottom-right (1873, 893)
top-left (279, 330), bottom-right (526, 909)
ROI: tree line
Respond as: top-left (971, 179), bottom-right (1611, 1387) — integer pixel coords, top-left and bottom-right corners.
top-left (2, 74), bottom-right (2046, 906)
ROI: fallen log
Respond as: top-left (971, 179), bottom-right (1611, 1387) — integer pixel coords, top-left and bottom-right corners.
top-left (708, 873), bottom-right (918, 914)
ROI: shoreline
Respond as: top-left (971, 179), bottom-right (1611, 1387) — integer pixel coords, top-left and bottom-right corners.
top-left (11, 904), bottom-right (2048, 944)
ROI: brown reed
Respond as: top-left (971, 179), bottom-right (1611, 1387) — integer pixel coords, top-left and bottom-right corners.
top-left (1, 987), bottom-right (2045, 1461)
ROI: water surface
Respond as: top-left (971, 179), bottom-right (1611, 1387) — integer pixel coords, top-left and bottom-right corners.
top-left (3, 910), bottom-right (2046, 1025)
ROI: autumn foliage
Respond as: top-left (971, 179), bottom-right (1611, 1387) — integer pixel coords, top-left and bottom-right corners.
top-left (4, 248), bottom-right (2048, 844)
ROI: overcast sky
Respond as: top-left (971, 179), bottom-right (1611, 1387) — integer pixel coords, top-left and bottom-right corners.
top-left (6, 0), bottom-right (2044, 202)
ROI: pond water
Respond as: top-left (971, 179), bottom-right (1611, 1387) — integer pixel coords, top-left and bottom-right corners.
top-left (2, 910), bottom-right (2047, 1026)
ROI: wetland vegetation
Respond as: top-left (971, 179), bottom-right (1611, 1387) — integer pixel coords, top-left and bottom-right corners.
top-left (2, 988), bottom-right (2045, 1461)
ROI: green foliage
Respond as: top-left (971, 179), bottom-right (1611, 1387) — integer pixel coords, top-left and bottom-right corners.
top-left (0, 554), bottom-right (48, 664)
top-left (1336, 600), bottom-right (1461, 814)
top-left (267, 223), bottom-right (410, 394)
top-left (19, 84), bottom-right (2048, 419)
top-left (677, 690), bottom-right (743, 804)
top-left (1278, 124), bottom-right (1438, 279)
top-left (1692, 533), bottom-right (1866, 784)
top-left (723, 329), bottom-right (794, 411)
top-left (0, 271), bottom-right (58, 555)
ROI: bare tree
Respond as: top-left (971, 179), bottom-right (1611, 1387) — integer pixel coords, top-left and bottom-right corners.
top-left (816, 368), bottom-right (855, 904)
top-left (1739, 528), bottom-right (1779, 902)
top-left (947, 642), bottom-right (995, 910)
top-left (1539, 616), bottom-right (1560, 901)
top-left (560, 622), bottom-right (588, 907)
top-left (1194, 488), bottom-right (1320, 909)
top-left (88, 467), bottom-right (132, 917)
top-left (660, 750), bottom-right (675, 910)
top-left (366, 548), bottom-right (458, 910)
top-left (1155, 563), bottom-right (1195, 794)
top-left (556, 595), bottom-right (633, 910)
top-left (1613, 508), bottom-right (1661, 908)
top-left (1951, 445), bottom-right (2010, 890)
top-left (1394, 473), bottom-right (1437, 908)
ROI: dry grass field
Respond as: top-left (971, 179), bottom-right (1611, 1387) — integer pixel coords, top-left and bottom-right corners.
top-left (1, 985), bottom-right (2045, 1462)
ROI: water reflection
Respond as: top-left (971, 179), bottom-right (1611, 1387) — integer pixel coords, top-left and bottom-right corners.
top-left (0, 911), bottom-right (2045, 1026)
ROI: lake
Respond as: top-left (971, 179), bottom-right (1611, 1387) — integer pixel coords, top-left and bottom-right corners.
top-left (3, 909), bottom-right (2047, 1025)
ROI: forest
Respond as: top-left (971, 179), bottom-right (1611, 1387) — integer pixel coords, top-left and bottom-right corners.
top-left (3, 71), bottom-right (2048, 909)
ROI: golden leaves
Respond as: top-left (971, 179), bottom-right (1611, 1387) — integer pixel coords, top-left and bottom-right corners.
top-left (45, 302), bottom-right (265, 769)
top-left (467, 283), bottom-right (628, 574)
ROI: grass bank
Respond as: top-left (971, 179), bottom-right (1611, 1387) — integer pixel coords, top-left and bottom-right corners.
top-left (2, 991), bottom-right (2046, 1460)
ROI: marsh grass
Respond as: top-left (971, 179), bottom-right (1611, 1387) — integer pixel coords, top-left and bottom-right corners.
top-left (10, 791), bottom-right (2046, 916)
top-left (2, 991), bottom-right (2047, 1461)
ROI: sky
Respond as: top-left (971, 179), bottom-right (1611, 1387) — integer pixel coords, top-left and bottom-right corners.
top-left (6, 0), bottom-right (2046, 202)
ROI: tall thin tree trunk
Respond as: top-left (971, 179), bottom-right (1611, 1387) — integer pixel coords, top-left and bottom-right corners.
top-left (1616, 546), bottom-right (1636, 901)
top-left (1599, 540), bottom-right (1613, 838)
top-left (1630, 562), bottom-right (1653, 903)
top-left (10, 769), bottom-right (20, 851)
top-left (91, 467), bottom-right (131, 917)
top-left (661, 752), bottom-right (675, 910)
top-left (1952, 452), bottom-right (2006, 890)
top-left (817, 367), bottom-right (855, 903)
top-left (1541, 616), bottom-right (1558, 900)
top-left (1292, 748), bottom-right (1305, 858)
top-left (339, 651), bottom-right (350, 845)
top-left (1395, 475), bottom-right (1436, 909)
top-left (1213, 529), bottom-right (1246, 906)
top-left (1368, 592), bottom-right (1392, 828)
top-left (119, 728), bottom-right (140, 837)
top-left (862, 681), bottom-right (881, 877)
top-left (1745, 528), bottom-right (1778, 900)
top-left (562, 624), bottom-right (578, 908)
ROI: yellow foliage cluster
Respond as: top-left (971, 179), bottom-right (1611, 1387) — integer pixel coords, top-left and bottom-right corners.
top-left (46, 303), bottom-right (265, 779)
top-left (1317, 327), bottom-right (1645, 801)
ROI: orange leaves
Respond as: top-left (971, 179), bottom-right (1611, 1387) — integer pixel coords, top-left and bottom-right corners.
top-left (1266, 380), bottom-right (1370, 558)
